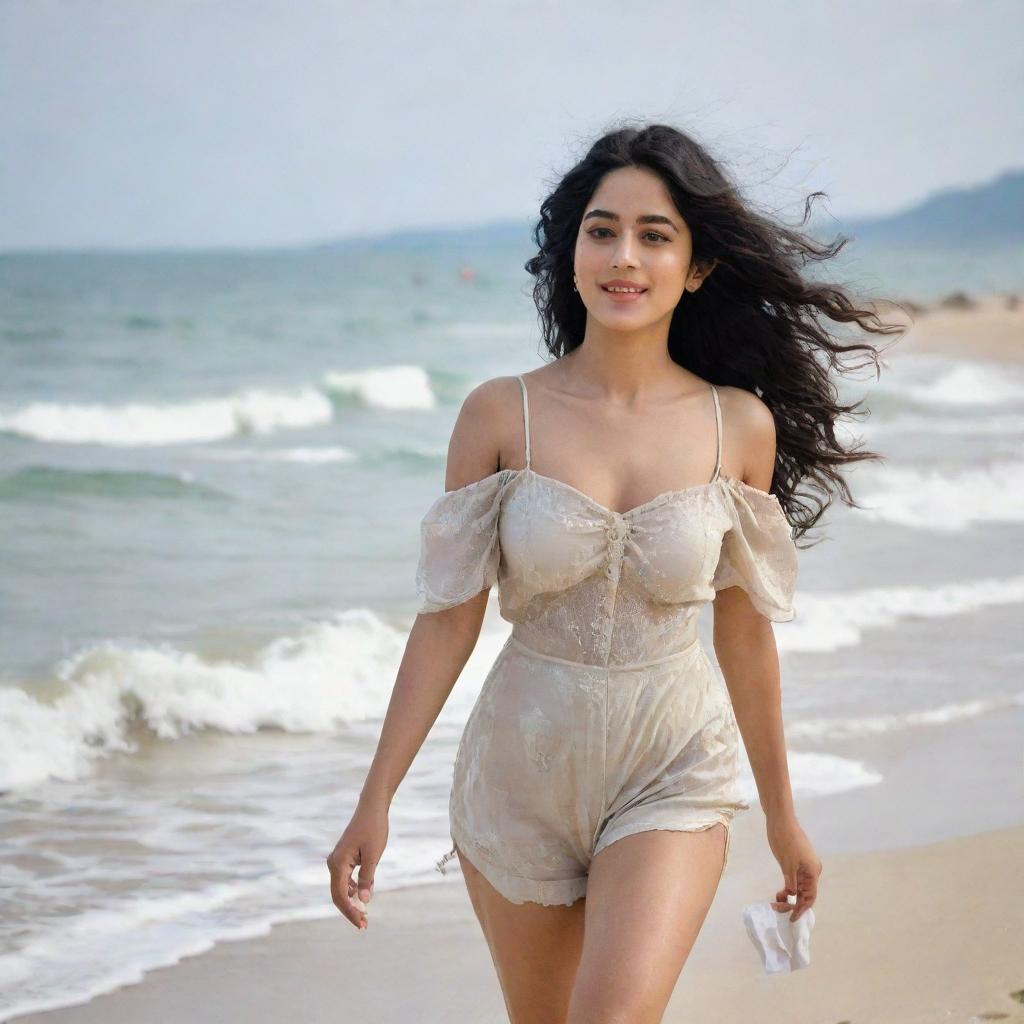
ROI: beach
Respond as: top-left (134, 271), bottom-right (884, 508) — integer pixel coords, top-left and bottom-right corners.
top-left (2, 265), bottom-right (1022, 1024)
top-left (12, 817), bottom-right (1024, 1024)
top-left (876, 291), bottom-right (1024, 363)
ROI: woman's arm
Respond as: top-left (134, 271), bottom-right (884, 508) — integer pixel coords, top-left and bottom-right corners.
top-left (712, 389), bottom-right (795, 822)
top-left (712, 388), bottom-right (820, 922)
top-left (358, 591), bottom-right (489, 810)
top-left (359, 378), bottom-right (508, 807)
top-left (327, 380), bottom-right (507, 930)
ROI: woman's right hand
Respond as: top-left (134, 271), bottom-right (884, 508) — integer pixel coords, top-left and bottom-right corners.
top-left (326, 795), bottom-right (389, 931)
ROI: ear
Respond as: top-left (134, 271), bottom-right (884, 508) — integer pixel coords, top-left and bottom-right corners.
top-left (698, 257), bottom-right (719, 282)
top-left (687, 257), bottom-right (718, 292)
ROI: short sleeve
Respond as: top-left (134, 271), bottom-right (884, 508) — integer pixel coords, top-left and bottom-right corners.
top-left (712, 477), bottom-right (798, 622)
top-left (415, 470), bottom-right (510, 614)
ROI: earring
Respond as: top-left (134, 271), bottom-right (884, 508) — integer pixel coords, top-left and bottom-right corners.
top-left (573, 273), bottom-right (579, 292)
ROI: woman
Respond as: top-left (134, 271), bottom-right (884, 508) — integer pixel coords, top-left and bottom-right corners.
top-left (327, 122), bottom-right (901, 1021)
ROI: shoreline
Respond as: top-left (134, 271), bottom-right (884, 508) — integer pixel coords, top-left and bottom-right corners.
top-left (10, 816), bottom-right (1024, 1024)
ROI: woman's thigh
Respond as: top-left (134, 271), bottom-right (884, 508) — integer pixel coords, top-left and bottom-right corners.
top-left (567, 822), bottom-right (729, 1024)
top-left (456, 844), bottom-right (586, 1024)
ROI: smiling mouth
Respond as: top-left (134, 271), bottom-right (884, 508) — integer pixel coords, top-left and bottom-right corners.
top-left (601, 285), bottom-right (648, 296)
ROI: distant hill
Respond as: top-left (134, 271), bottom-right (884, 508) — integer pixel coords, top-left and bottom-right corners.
top-left (311, 168), bottom-right (1024, 251)
top-left (813, 168), bottom-right (1024, 246)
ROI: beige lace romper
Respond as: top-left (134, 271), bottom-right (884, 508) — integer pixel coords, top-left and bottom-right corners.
top-left (416, 375), bottom-right (798, 906)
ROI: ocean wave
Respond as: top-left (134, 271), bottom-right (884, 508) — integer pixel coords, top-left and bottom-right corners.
top-left (903, 360), bottom-right (1024, 406)
top-left (850, 459), bottom-right (1024, 529)
top-left (6, 569), bottom-right (1024, 791)
top-left (322, 364), bottom-right (436, 410)
top-left (0, 388), bottom-right (334, 446)
top-left (767, 751), bottom-right (883, 799)
top-left (0, 609), bottom-right (406, 792)
top-left (778, 574), bottom-right (1024, 654)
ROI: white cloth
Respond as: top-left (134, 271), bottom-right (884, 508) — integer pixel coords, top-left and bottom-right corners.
top-left (742, 895), bottom-right (815, 974)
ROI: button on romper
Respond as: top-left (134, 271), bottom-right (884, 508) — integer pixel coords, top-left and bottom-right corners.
top-left (415, 375), bottom-right (799, 906)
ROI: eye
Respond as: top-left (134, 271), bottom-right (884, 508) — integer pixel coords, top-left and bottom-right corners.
top-left (587, 227), bottom-right (669, 242)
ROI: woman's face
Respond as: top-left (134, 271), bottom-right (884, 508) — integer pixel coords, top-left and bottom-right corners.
top-left (573, 165), bottom-right (712, 330)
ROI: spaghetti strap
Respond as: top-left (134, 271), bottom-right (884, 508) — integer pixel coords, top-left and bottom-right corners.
top-left (516, 374), bottom-right (532, 469)
top-left (709, 384), bottom-right (722, 483)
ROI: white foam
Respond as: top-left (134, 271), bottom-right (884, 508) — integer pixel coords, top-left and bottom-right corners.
top-left (778, 575), bottom-right (1024, 654)
top-left (0, 388), bottom-right (334, 446)
top-left (0, 869), bottom-right (336, 1022)
top-left (322, 365), bottom-right (436, 409)
top-left (736, 749), bottom-right (881, 805)
top-left (0, 609), bottom-right (408, 791)
top-left (850, 460), bottom-right (1024, 529)
top-left (904, 361), bottom-right (1024, 406)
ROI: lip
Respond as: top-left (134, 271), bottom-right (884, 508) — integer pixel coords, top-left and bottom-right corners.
top-left (600, 280), bottom-right (648, 303)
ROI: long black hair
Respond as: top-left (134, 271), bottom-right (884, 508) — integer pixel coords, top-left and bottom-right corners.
top-left (524, 120), bottom-right (907, 543)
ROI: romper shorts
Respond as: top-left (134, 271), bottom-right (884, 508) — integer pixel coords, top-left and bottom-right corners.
top-left (437, 630), bottom-right (750, 906)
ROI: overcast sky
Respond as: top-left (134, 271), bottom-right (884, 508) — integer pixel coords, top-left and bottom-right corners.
top-left (1, 0), bottom-right (1021, 251)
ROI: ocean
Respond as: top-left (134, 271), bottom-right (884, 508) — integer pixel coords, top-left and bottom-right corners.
top-left (1, 239), bottom-right (1022, 1020)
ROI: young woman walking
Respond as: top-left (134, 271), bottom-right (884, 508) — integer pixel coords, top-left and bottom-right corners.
top-left (327, 121), bottom-right (899, 1023)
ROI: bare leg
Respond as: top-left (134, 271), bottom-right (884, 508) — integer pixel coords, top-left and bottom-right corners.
top-left (456, 843), bottom-right (586, 1024)
top-left (566, 822), bottom-right (729, 1024)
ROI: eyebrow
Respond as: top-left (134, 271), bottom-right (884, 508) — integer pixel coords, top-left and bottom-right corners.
top-left (582, 209), bottom-right (679, 231)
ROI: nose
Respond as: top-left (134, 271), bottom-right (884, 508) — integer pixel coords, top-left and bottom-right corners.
top-left (611, 231), bottom-right (639, 269)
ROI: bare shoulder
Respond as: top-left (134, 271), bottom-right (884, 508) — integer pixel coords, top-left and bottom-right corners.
top-left (716, 384), bottom-right (779, 490)
top-left (443, 375), bottom-right (524, 490)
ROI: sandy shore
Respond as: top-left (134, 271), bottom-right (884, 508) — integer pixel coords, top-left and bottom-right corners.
top-left (873, 291), bottom-right (1024, 363)
top-left (13, 815), bottom-right (1024, 1024)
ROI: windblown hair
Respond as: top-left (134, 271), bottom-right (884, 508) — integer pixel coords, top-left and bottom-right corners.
top-left (524, 121), bottom-right (907, 544)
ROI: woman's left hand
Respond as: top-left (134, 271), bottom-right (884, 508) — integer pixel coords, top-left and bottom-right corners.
top-left (766, 816), bottom-right (821, 923)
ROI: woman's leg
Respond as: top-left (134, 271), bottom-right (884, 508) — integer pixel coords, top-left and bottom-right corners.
top-left (566, 822), bottom-right (729, 1024)
top-left (456, 844), bottom-right (586, 1024)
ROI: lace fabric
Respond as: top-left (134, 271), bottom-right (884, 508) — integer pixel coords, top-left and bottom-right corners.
top-left (415, 468), bottom-right (799, 657)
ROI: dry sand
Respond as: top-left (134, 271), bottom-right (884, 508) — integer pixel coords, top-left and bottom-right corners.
top-left (872, 292), bottom-right (1024, 364)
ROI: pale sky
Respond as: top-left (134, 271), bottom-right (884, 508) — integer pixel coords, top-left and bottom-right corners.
top-left (1, 0), bottom-right (1021, 251)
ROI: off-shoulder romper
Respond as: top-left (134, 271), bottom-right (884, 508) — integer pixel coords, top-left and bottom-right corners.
top-left (415, 375), bottom-right (798, 906)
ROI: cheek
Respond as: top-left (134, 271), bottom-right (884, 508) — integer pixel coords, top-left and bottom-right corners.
top-left (575, 243), bottom-right (601, 271)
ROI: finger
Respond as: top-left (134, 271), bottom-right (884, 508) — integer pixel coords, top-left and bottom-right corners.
top-left (327, 851), bottom-right (368, 929)
top-left (791, 892), bottom-right (816, 921)
top-left (356, 856), bottom-right (376, 904)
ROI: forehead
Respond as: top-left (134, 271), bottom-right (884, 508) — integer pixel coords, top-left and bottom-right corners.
top-left (589, 166), bottom-right (675, 209)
